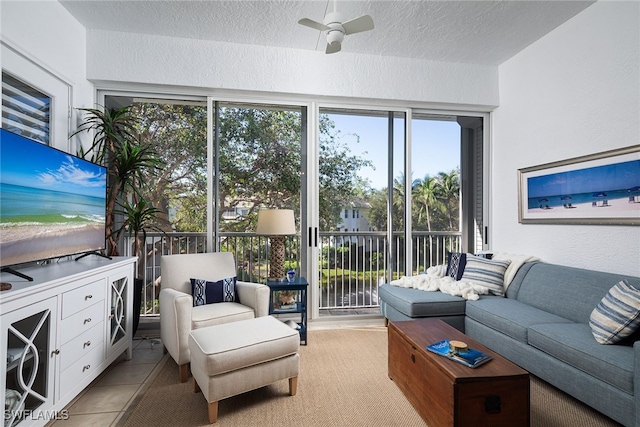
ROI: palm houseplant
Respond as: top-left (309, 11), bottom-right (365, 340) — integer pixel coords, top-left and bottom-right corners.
top-left (72, 105), bottom-right (163, 334)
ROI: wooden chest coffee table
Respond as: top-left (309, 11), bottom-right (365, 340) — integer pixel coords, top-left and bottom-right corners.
top-left (388, 319), bottom-right (530, 427)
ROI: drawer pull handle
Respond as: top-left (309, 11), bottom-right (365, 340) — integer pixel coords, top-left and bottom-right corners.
top-left (84, 318), bottom-right (92, 324)
top-left (410, 354), bottom-right (415, 363)
top-left (83, 365), bottom-right (91, 372)
top-left (84, 341), bottom-right (92, 348)
top-left (51, 349), bottom-right (60, 356)
top-left (85, 295), bottom-right (93, 300)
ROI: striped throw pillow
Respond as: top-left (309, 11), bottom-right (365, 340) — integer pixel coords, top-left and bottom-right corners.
top-left (589, 280), bottom-right (640, 345)
top-left (460, 256), bottom-right (511, 296)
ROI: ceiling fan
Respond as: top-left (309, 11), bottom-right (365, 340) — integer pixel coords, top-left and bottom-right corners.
top-left (298, 0), bottom-right (374, 54)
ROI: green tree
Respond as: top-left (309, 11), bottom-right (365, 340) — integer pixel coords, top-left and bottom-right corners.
top-left (365, 189), bottom-right (388, 231)
top-left (318, 114), bottom-right (373, 230)
top-left (129, 103), bottom-right (371, 234)
top-left (131, 102), bottom-right (208, 232)
top-left (436, 169), bottom-right (460, 230)
top-left (413, 174), bottom-right (441, 232)
top-left (365, 168), bottom-right (460, 233)
top-left (216, 108), bottom-right (301, 232)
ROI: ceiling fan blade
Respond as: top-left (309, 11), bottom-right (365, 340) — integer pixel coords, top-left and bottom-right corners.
top-left (326, 42), bottom-right (341, 54)
top-left (298, 18), bottom-right (329, 32)
top-left (342, 15), bottom-right (374, 35)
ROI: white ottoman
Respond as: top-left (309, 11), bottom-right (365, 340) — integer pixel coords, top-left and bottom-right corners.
top-left (188, 315), bottom-right (300, 423)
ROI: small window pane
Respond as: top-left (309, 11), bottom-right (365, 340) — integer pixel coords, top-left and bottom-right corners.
top-left (2, 72), bottom-right (51, 144)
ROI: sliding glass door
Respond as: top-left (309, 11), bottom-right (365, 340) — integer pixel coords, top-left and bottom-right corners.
top-left (98, 91), bottom-right (487, 321)
top-left (311, 108), bottom-right (485, 317)
top-left (314, 108), bottom-right (406, 316)
top-left (211, 101), bottom-right (304, 280)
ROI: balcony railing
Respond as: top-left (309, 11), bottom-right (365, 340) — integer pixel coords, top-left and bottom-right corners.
top-left (125, 231), bottom-right (461, 318)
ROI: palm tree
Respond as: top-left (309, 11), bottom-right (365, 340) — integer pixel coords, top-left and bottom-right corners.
top-left (437, 169), bottom-right (460, 230)
top-left (72, 105), bottom-right (162, 257)
top-left (413, 175), bottom-right (441, 232)
top-left (391, 172), bottom-right (420, 230)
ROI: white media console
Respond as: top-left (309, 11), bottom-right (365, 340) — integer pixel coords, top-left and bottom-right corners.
top-left (1, 256), bottom-right (136, 427)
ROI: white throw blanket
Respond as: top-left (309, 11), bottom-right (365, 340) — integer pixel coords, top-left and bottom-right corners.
top-left (390, 264), bottom-right (490, 301)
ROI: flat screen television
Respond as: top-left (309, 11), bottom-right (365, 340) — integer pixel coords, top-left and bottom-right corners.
top-left (0, 128), bottom-right (107, 276)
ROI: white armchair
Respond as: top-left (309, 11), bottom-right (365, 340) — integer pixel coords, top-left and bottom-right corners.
top-left (159, 252), bottom-right (270, 382)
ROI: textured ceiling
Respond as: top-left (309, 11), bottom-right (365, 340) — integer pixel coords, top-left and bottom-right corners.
top-left (60, 0), bottom-right (595, 65)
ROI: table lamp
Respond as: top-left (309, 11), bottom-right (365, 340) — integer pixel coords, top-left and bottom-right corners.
top-left (256, 209), bottom-right (296, 280)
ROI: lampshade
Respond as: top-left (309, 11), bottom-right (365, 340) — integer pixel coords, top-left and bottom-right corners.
top-left (256, 209), bottom-right (296, 235)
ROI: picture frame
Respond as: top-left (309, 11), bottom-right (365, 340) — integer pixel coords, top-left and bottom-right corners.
top-left (518, 145), bottom-right (640, 225)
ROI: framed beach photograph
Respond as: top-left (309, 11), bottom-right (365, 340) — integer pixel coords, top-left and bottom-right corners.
top-left (518, 145), bottom-right (640, 225)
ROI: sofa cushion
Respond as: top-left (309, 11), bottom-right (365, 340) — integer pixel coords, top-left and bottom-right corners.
top-left (466, 297), bottom-right (572, 343)
top-left (589, 280), bottom-right (640, 344)
top-left (191, 276), bottom-right (237, 306)
top-left (528, 322), bottom-right (634, 394)
top-left (461, 257), bottom-right (511, 296)
top-left (378, 284), bottom-right (466, 317)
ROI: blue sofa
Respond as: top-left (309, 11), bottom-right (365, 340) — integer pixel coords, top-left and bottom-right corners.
top-left (379, 261), bottom-right (640, 427)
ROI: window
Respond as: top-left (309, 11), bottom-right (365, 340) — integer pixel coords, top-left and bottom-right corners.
top-left (2, 71), bottom-right (50, 144)
top-left (2, 43), bottom-right (71, 150)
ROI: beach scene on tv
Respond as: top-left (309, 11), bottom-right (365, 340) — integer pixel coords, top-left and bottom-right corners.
top-left (526, 158), bottom-right (640, 218)
top-left (0, 132), bottom-right (107, 267)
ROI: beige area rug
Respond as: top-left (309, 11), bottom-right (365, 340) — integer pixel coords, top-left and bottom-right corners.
top-left (121, 327), bottom-right (622, 427)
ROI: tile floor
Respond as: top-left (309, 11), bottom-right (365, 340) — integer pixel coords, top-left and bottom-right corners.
top-left (49, 314), bottom-right (385, 426)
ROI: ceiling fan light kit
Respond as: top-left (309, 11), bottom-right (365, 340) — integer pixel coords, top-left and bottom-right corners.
top-left (326, 29), bottom-right (344, 46)
top-left (298, 2), bottom-right (374, 54)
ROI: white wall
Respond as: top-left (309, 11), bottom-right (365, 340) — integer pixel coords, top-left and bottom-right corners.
top-left (492, 1), bottom-right (640, 276)
top-left (5, 1), bottom-right (637, 276)
top-left (86, 29), bottom-right (499, 108)
top-left (1, 0), bottom-right (94, 151)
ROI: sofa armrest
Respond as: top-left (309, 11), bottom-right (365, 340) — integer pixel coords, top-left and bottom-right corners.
top-left (236, 281), bottom-right (270, 317)
top-left (159, 288), bottom-right (193, 365)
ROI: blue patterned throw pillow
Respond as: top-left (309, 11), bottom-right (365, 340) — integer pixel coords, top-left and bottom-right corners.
top-left (190, 277), bottom-right (237, 307)
top-left (589, 280), bottom-right (640, 345)
top-left (446, 252), bottom-right (466, 280)
top-left (460, 256), bottom-right (510, 296)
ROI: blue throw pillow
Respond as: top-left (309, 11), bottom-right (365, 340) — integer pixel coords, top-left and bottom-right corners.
top-left (589, 280), bottom-right (640, 345)
top-left (190, 276), bottom-right (237, 307)
top-left (446, 252), bottom-right (466, 280)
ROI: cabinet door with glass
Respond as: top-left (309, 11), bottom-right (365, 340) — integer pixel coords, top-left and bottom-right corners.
top-left (1, 297), bottom-right (57, 427)
top-left (106, 267), bottom-right (133, 360)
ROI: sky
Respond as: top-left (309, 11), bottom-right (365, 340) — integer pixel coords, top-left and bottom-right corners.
top-left (527, 159), bottom-right (640, 198)
top-left (0, 129), bottom-right (107, 198)
top-left (327, 113), bottom-right (461, 190)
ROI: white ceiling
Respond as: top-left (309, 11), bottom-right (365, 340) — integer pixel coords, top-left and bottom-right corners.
top-left (60, 0), bottom-right (595, 66)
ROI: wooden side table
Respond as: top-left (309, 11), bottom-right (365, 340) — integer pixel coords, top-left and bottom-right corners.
top-left (266, 277), bottom-right (308, 345)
